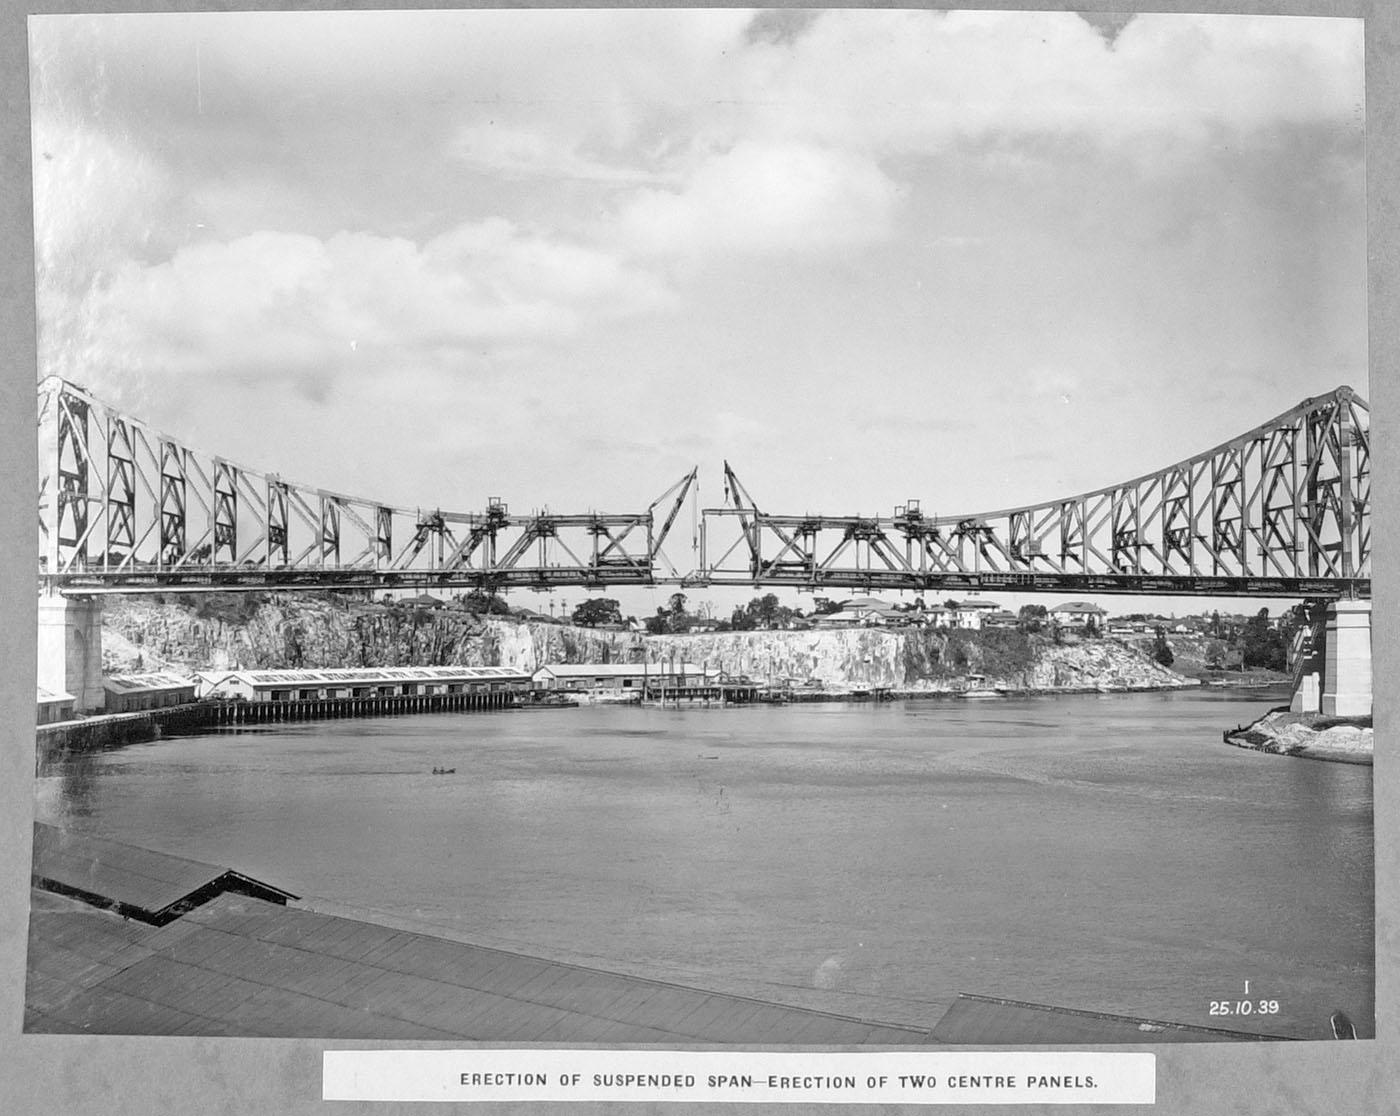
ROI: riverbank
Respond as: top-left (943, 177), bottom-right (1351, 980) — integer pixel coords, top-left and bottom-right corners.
top-left (769, 680), bottom-right (1201, 702)
top-left (101, 592), bottom-right (1198, 694)
top-left (35, 689), bottom-right (518, 765)
top-left (1224, 707), bottom-right (1373, 765)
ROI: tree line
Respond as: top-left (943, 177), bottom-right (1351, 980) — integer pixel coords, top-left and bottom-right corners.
top-left (638, 593), bottom-right (802, 634)
top-left (419, 592), bottom-right (1304, 675)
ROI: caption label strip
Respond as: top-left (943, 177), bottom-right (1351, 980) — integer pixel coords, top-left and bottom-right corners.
top-left (324, 1050), bottom-right (1155, 1104)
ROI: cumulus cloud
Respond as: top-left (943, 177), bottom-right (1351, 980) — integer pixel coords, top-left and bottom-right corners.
top-left (31, 117), bottom-right (172, 272)
top-left (744, 8), bottom-right (824, 48)
top-left (27, 6), bottom-right (1365, 441)
top-left (734, 11), bottom-right (1363, 158)
top-left (615, 142), bottom-right (900, 259)
top-left (44, 10), bottom-right (1359, 164)
top-left (31, 113), bottom-right (191, 388)
top-left (451, 123), bottom-right (672, 185)
top-left (73, 220), bottom-right (672, 385)
top-left (439, 10), bottom-right (1360, 268)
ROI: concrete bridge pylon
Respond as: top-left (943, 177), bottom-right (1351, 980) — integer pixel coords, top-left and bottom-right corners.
top-left (37, 592), bottom-right (104, 714)
top-left (1321, 599), bottom-right (1372, 717)
top-left (1290, 599), bottom-right (1371, 718)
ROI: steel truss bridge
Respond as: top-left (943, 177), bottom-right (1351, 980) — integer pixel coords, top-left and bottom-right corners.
top-left (39, 378), bottom-right (1370, 599)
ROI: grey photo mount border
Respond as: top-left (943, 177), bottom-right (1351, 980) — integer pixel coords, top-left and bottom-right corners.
top-left (0, 1), bottom-right (1394, 1114)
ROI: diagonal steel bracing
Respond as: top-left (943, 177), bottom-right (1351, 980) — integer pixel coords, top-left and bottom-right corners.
top-left (37, 377), bottom-right (697, 594)
top-left (37, 379), bottom-right (1369, 597)
top-left (695, 386), bottom-right (1370, 598)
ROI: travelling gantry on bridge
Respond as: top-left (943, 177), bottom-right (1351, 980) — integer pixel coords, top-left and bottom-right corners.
top-left (37, 376), bottom-right (699, 594)
top-left (695, 387), bottom-right (1370, 599)
top-left (36, 380), bottom-right (1370, 715)
top-left (688, 387), bottom-right (1371, 718)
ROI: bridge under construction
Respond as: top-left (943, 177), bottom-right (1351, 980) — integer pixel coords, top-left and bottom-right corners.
top-left (39, 378), bottom-right (1369, 598)
top-left (36, 378), bottom-right (1371, 719)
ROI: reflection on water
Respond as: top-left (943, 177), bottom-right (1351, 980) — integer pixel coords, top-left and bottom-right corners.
top-left (34, 688), bottom-right (1373, 1039)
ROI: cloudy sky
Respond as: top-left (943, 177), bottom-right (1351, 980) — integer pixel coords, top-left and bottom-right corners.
top-left (28, 9), bottom-right (1366, 612)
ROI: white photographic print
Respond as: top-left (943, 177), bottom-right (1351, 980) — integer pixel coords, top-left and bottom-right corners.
top-left (15, 3), bottom-right (1383, 1095)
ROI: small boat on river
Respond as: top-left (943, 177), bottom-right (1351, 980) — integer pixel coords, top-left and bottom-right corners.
top-left (957, 674), bottom-right (1003, 699)
top-left (579, 690), bottom-right (643, 705)
top-left (517, 693), bottom-right (581, 709)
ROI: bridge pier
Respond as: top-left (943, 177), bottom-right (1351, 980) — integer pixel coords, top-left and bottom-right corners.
top-left (37, 592), bottom-right (105, 715)
top-left (1321, 599), bottom-right (1372, 717)
top-left (1291, 599), bottom-right (1370, 718)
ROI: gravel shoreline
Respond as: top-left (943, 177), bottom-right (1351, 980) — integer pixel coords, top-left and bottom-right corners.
top-left (1224, 706), bottom-right (1373, 765)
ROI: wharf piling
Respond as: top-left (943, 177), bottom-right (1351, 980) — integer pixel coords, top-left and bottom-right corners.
top-left (643, 680), bottom-right (761, 705)
top-left (208, 690), bottom-right (512, 725)
top-left (37, 704), bottom-right (214, 754)
top-left (37, 690), bottom-right (517, 760)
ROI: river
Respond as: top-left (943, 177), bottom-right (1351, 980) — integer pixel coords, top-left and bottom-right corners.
top-left (33, 686), bottom-right (1373, 1041)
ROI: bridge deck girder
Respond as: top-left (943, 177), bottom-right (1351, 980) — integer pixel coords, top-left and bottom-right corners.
top-left (38, 380), bottom-right (1369, 599)
top-left (42, 568), bottom-right (1370, 600)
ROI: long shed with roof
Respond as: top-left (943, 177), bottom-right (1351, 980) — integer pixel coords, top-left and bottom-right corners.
top-left (531, 662), bottom-right (715, 693)
top-left (37, 685), bottom-right (76, 725)
top-left (194, 666), bottom-right (531, 703)
top-left (103, 671), bottom-right (199, 714)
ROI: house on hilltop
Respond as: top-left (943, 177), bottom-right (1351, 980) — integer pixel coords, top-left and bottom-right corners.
top-left (1049, 601), bottom-right (1108, 629)
top-left (810, 598), bottom-right (908, 627)
top-left (948, 599), bottom-right (1000, 630)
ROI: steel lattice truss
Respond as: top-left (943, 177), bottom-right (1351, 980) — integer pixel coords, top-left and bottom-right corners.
top-left (39, 379), bottom-right (1369, 597)
top-left (695, 386), bottom-right (1370, 598)
top-left (38, 377), bottom-right (697, 593)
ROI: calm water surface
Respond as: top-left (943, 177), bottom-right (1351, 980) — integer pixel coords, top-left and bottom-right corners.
top-left (35, 688), bottom-right (1373, 1039)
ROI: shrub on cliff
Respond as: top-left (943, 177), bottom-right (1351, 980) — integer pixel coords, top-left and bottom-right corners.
top-left (572, 598), bottom-right (623, 627)
top-left (1241, 608), bottom-right (1289, 671)
top-left (978, 629), bottom-right (1034, 676)
top-left (1017, 604), bottom-right (1048, 633)
top-left (189, 591), bottom-right (269, 624)
top-left (903, 628), bottom-right (1036, 682)
top-left (945, 630), bottom-right (975, 672)
top-left (1152, 627), bottom-right (1175, 667)
top-left (899, 630), bottom-right (942, 680)
top-left (462, 589), bottom-right (512, 615)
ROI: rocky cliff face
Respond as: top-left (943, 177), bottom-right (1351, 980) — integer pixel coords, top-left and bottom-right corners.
top-left (101, 594), bottom-right (632, 674)
top-left (101, 593), bottom-right (1190, 692)
top-left (635, 627), bottom-right (1187, 691)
